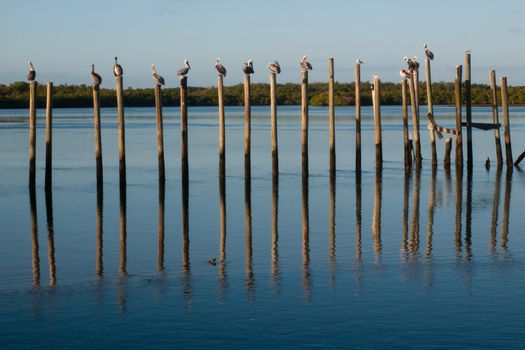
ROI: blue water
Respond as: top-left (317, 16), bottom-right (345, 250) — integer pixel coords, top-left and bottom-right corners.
top-left (0, 105), bottom-right (524, 349)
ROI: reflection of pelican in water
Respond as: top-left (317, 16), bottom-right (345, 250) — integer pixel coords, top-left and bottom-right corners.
top-left (302, 174), bottom-right (311, 302)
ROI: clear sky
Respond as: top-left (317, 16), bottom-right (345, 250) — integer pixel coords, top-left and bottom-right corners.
top-left (1, 0), bottom-right (525, 87)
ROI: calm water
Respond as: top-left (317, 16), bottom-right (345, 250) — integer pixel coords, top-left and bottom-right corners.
top-left (1, 105), bottom-right (524, 349)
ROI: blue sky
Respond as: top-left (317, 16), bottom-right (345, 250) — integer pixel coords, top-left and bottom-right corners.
top-left (1, 0), bottom-right (525, 87)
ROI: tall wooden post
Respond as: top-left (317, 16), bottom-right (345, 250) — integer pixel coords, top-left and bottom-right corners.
top-left (180, 77), bottom-right (189, 179)
top-left (270, 72), bottom-right (278, 176)
top-left (328, 58), bottom-right (335, 172)
top-left (301, 70), bottom-right (309, 176)
top-left (93, 84), bottom-right (103, 186)
top-left (408, 75), bottom-right (421, 165)
top-left (455, 65), bottom-right (463, 165)
top-left (154, 85), bottom-right (165, 182)
top-left (489, 70), bottom-right (503, 167)
top-left (244, 74), bottom-right (251, 174)
top-left (45, 82), bottom-right (53, 189)
top-left (218, 75), bottom-right (226, 176)
top-left (115, 75), bottom-right (126, 187)
top-left (402, 79), bottom-right (410, 169)
top-left (29, 81), bottom-right (37, 188)
top-left (425, 58), bottom-right (437, 167)
top-left (500, 77), bottom-right (513, 167)
top-left (372, 77), bottom-right (382, 167)
top-left (355, 63), bottom-right (361, 171)
top-left (465, 52), bottom-right (473, 168)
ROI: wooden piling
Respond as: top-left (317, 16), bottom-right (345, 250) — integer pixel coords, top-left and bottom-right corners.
top-left (29, 81), bottom-right (37, 187)
top-left (115, 76), bottom-right (126, 187)
top-left (355, 63), bottom-right (362, 171)
top-left (180, 77), bottom-right (189, 177)
top-left (500, 76), bottom-right (513, 166)
top-left (244, 74), bottom-right (251, 173)
top-left (372, 77), bottom-right (382, 167)
top-left (455, 65), bottom-right (463, 165)
top-left (301, 70), bottom-right (309, 176)
top-left (402, 79), bottom-right (410, 169)
top-left (270, 72), bottom-right (278, 176)
top-left (444, 137), bottom-right (452, 169)
top-left (465, 52), bottom-right (473, 168)
top-left (328, 58), bottom-right (335, 171)
top-left (489, 70), bottom-right (503, 167)
top-left (425, 59), bottom-right (437, 167)
top-left (408, 75), bottom-right (421, 165)
top-left (45, 82), bottom-right (53, 189)
top-left (92, 83), bottom-right (103, 185)
top-left (154, 85), bottom-right (165, 182)
top-left (218, 75), bottom-right (226, 176)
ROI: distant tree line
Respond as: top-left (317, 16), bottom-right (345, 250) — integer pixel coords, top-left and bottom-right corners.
top-left (2, 81), bottom-right (525, 109)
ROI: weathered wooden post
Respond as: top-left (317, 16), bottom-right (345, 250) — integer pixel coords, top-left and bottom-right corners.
top-left (489, 70), bottom-right (503, 167)
top-left (372, 76), bottom-right (382, 167)
top-left (218, 74), bottom-right (226, 176)
top-left (355, 62), bottom-right (362, 171)
top-left (154, 84), bottom-right (165, 182)
top-left (180, 76), bottom-right (189, 179)
top-left (92, 82), bottom-right (103, 185)
top-left (444, 137), bottom-right (452, 169)
top-left (465, 52), bottom-right (473, 168)
top-left (29, 81), bottom-right (37, 188)
top-left (500, 77), bottom-right (513, 167)
top-left (301, 70), bottom-right (309, 176)
top-left (425, 58), bottom-right (437, 167)
top-left (270, 72), bottom-right (278, 176)
top-left (408, 75), bottom-right (421, 165)
top-left (328, 58), bottom-right (335, 172)
top-left (244, 74), bottom-right (251, 174)
top-left (455, 65), bottom-right (463, 165)
top-left (45, 82), bottom-right (53, 189)
top-left (402, 79), bottom-right (411, 168)
top-left (115, 75), bottom-right (126, 187)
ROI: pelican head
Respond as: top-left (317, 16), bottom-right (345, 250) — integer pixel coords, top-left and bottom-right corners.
top-left (248, 58), bottom-right (253, 64)
top-left (151, 64), bottom-right (156, 72)
top-left (92, 64), bottom-right (95, 69)
top-left (114, 56), bottom-right (118, 63)
top-left (28, 61), bottom-right (34, 70)
top-left (403, 56), bottom-right (409, 62)
top-left (423, 44), bottom-right (428, 49)
top-left (413, 56), bottom-right (418, 61)
top-left (356, 59), bottom-right (363, 64)
top-left (216, 57), bottom-right (221, 63)
top-left (302, 55), bottom-right (308, 61)
top-left (184, 59), bottom-right (191, 69)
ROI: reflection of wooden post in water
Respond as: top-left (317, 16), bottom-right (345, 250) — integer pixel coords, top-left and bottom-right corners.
top-left (116, 75), bottom-right (126, 187)
top-left (401, 79), bottom-right (411, 169)
top-left (157, 180), bottom-right (165, 271)
top-left (408, 74), bottom-right (421, 165)
top-left (119, 187), bottom-right (127, 275)
top-left (29, 81), bottom-right (37, 187)
top-left (328, 58), bottom-right (336, 171)
top-left (244, 174), bottom-right (254, 301)
top-left (271, 174), bottom-right (280, 290)
top-left (500, 77), bottom-right (513, 167)
top-left (180, 77), bottom-right (189, 179)
top-left (372, 77), bottom-right (382, 167)
top-left (301, 70), bottom-right (309, 176)
top-left (45, 188), bottom-right (56, 286)
top-left (219, 174), bottom-right (227, 295)
top-left (96, 186), bottom-right (103, 277)
top-left (501, 169), bottom-right (512, 250)
top-left (410, 166), bottom-right (421, 253)
top-left (489, 167), bottom-right (502, 255)
top-left (455, 165), bottom-right (463, 252)
top-left (425, 59), bottom-right (438, 167)
top-left (29, 186), bottom-right (40, 287)
top-left (329, 170), bottom-right (336, 264)
top-left (302, 174), bottom-right (311, 300)
top-left (355, 171), bottom-right (362, 263)
top-left (372, 167), bottom-right (383, 259)
top-left (244, 74), bottom-right (251, 174)
top-left (154, 85), bottom-right (165, 182)
top-left (489, 70), bottom-right (503, 167)
top-left (45, 82), bottom-right (53, 190)
top-left (181, 167), bottom-right (191, 307)
top-left (465, 167), bottom-right (473, 259)
top-left (465, 52), bottom-right (473, 168)
top-left (92, 82), bottom-right (103, 185)
top-left (355, 63), bottom-right (362, 171)
top-left (401, 168), bottom-right (411, 259)
top-left (270, 72), bottom-right (278, 176)
top-left (455, 65), bottom-right (463, 165)
top-left (426, 167), bottom-right (436, 257)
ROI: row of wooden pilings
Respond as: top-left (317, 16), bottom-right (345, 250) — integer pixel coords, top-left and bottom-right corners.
top-left (27, 54), bottom-right (517, 189)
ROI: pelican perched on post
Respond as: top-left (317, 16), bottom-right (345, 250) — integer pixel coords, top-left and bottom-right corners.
top-left (300, 55), bottom-right (313, 71)
top-left (91, 64), bottom-right (102, 86)
top-left (242, 58), bottom-right (254, 74)
top-left (27, 61), bottom-right (36, 81)
top-left (268, 61), bottom-right (281, 74)
top-left (403, 56), bottom-right (416, 72)
top-left (177, 59), bottom-right (191, 78)
top-left (400, 69), bottom-right (412, 80)
top-left (423, 44), bottom-right (434, 60)
top-left (215, 57), bottom-right (227, 77)
top-left (412, 56), bottom-right (420, 71)
top-left (113, 56), bottom-right (123, 77)
top-left (151, 64), bottom-right (165, 86)
top-left (356, 59), bottom-right (364, 65)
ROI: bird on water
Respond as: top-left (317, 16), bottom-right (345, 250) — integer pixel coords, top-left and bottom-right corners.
top-left (90, 64), bottom-right (102, 86)
top-left (424, 44), bottom-right (434, 60)
top-left (113, 57), bottom-right (123, 77)
top-left (268, 61), bottom-right (281, 74)
top-left (242, 59), bottom-right (254, 74)
top-left (177, 59), bottom-right (191, 78)
top-left (300, 55), bottom-right (313, 71)
top-left (215, 57), bottom-right (227, 77)
top-left (27, 61), bottom-right (36, 81)
top-left (151, 64), bottom-right (165, 86)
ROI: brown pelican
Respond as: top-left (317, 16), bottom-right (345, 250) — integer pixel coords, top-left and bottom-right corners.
top-left (403, 56), bottom-right (416, 71)
top-left (177, 59), bottom-right (191, 78)
top-left (413, 56), bottom-right (420, 71)
top-left (242, 59), bottom-right (254, 74)
top-left (485, 157), bottom-right (490, 170)
top-left (215, 57), bottom-right (227, 77)
top-left (300, 55), bottom-right (313, 71)
top-left (27, 61), bottom-right (36, 81)
top-left (356, 59), bottom-right (364, 64)
top-left (90, 64), bottom-right (102, 86)
top-left (151, 64), bottom-right (165, 86)
top-left (268, 61), bottom-right (281, 74)
top-left (113, 57), bottom-right (123, 77)
top-left (424, 44), bottom-right (434, 60)
top-left (400, 69), bottom-right (412, 80)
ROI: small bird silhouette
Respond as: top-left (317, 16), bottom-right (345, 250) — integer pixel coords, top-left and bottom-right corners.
top-left (207, 258), bottom-right (217, 266)
top-left (485, 157), bottom-right (490, 170)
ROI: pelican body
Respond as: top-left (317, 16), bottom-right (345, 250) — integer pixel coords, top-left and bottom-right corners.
top-left (151, 64), bottom-right (165, 86)
top-left (177, 59), bottom-right (191, 78)
top-left (91, 64), bottom-right (102, 86)
top-left (300, 55), bottom-right (313, 71)
top-left (242, 59), bottom-right (254, 74)
top-left (215, 58), bottom-right (227, 77)
top-left (113, 57), bottom-right (123, 77)
top-left (268, 61), bottom-right (281, 74)
top-left (424, 44), bottom-right (434, 60)
top-left (27, 61), bottom-right (36, 81)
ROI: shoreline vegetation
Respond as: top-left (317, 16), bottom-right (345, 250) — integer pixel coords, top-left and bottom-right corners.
top-left (2, 81), bottom-right (525, 109)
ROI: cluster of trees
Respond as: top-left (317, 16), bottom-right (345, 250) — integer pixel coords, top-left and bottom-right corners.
top-left (2, 81), bottom-right (525, 109)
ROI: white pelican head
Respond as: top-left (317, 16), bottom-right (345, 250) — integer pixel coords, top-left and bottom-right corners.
top-left (184, 59), bottom-right (191, 69)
